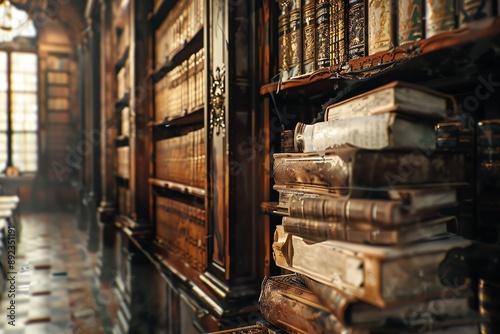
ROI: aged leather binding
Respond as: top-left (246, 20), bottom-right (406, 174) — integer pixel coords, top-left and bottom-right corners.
top-left (281, 215), bottom-right (451, 244)
top-left (348, 0), bottom-right (366, 59)
top-left (397, 0), bottom-right (423, 45)
top-left (297, 274), bottom-right (477, 328)
top-left (273, 149), bottom-right (465, 197)
top-left (259, 274), bottom-right (348, 333)
top-left (330, 0), bottom-right (346, 66)
top-left (288, 0), bottom-right (302, 78)
top-left (368, 0), bottom-right (394, 55)
top-left (278, 1), bottom-right (290, 80)
top-left (287, 188), bottom-right (457, 226)
top-left (272, 226), bottom-right (471, 307)
top-left (302, 0), bottom-right (316, 74)
top-left (458, 0), bottom-right (493, 26)
top-left (426, 0), bottom-right (456, 37)
top-left (293, 114), bottom-right (436, 152)
top-left (315, 0), bottom-right (331, 69)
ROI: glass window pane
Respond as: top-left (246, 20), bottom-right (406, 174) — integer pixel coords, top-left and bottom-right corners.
top-left (11, 53), bottom-right (37, 73)
top-left (0, 132), bottom-right (7, 171)
top-left (12, 132), bottom-right (37, 172)
top-left (0, 91), bottom-right (6, 131)
top-left (11, 92), bottom-right (38, 131)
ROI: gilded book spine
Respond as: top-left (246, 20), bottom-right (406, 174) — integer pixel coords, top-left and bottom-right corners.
top-left (368, 0), bottom-right (394, 55)
top-left (425, 0), bottom-right (456, 38)
top-left (288, 196), bottom-right (401, 226)
top-left (316, 0), bottom-right (331, 69)
top-left (330, 0), bottom-right (346, 66)
top-left (459, 0), bottom-right (493, 26)
top-left (288, 0), bottom-right (302, 78)
top-left (348, 0), bottom-right (366, 59)
top-left (259, 275), bottom-right (346, 333)
top-left (302, 0), bottom-right (316, 74)
top-left (278, 1), bottom-right (290, 77)
top-left (398, 0), bottom-right (423, 45)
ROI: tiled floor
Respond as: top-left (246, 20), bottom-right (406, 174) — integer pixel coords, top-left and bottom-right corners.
top-left (1, 213), bottom-right (118, 334)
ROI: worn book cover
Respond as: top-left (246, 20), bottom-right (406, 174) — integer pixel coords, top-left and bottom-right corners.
top-left (273, 226), bottom-right (472, 307)
top-left (259, 274), bottom-right (348, 333)
top-left (397, 0), bottom-right (423, 45)
top-left (302, 0), bottom-right (316, 74)
top-left (330, 0), bottom-right (346, 66)
top-left (281, 215), bottom-right (451, 244)
top-left (286, 188), bottom-right (457, 226)
top-left (288, 0), bottom-right (302, 77)
top-left (368, 0), bottom-right (394, 55)
top-left (278, 1), bottom-right (290, 79)
top-left (325, 81), bottom-right (450, 122)
top-left (426, 0), bottom-right (456, 37)
top-left (293, 114), bottom-right (436, 153)
top-left (297, 274), bottom-right (477, 328)
top-left (316, 0), bottom-right (331, 69)
top-left (348, 0), bottom-right (366, 59)
top-left (273, 149), bottom-right (465, 197)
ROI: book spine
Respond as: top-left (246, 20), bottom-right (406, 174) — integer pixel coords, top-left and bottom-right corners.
top-left (282, 216), bottom-right (346, 240)
top-left (348, 0), bottom-right (366, 60)
top-left (302, 0), bottom-right (316, 74)
top-left (315, 0), bottom-right (331, 69)
top-left (397, 0), bottom-right (423, 46)
top-left (458, 0), bottom-right (493, 26)
top-left (330, 0), bottom-right (346, 66)
top-left (368, 0), bottom-right (394, 55)
top-left (288, 196), bottom-right (399, 226)
top-left (288, 0), bottom-right (302, 78)
top-left (296, 274), bottom-right (355, 325)
top-left (278, 1), bottom-right (290, 77)
top-left (425, 0), bottom-right (456, 37)
top-left (259, 275), bottom-right (346, 333)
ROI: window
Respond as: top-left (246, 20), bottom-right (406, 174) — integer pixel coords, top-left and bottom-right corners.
top-left (0, 3), bottom-right (38, 173)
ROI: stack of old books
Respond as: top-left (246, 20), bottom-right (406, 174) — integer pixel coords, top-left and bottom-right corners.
top-left (260, 81), bottom-right (480, 333)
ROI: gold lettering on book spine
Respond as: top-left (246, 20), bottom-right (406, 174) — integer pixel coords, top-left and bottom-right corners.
top-left (425, 0), bottom-right (456, 37)
top-left (398, 0), bottom-right (423, 46)
top-left (368, 0), bottom-right (393, 55)
top-left (316, 0), bottom-right (331, 69)
top-left (289, 0), bottom-right (302, 77)
top-left (348, 0), bottom-right (365, 59)
top-left (302, 0), bottom-right (316, 74)
top-left (331, 0), bottom-right (346, 66)
top-left (278, 1), bottom-right (290, 72)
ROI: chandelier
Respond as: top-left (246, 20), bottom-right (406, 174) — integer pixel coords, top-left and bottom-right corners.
top-left (0, 0), bottom-right (33, 43)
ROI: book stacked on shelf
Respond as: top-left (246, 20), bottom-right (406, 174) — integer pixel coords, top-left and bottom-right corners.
top-left (155, 127), bottom-right (205, 189)
top-left (155, 49), bottom-right (204, 122)
top-left (155, 196), bottom-right (206, 272)
top-left (261, 81), bottom-right (479, 333)
top-left (276, 0), bottom-right (498, 80)
top-left (155, 0), bottom-right (204, 69)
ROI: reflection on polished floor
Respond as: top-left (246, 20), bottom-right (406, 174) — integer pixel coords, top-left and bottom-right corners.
top-left (1, 213), bottom-right (118, 334)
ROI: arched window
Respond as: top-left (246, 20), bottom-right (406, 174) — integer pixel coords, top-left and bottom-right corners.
top-left (0, 1), bottom-right (38, 174)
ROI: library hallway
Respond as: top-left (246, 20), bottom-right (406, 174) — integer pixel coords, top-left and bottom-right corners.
top-left (0, 213), bottom-right (118, 334)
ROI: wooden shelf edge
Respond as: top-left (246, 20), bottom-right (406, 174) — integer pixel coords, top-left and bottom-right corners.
top-left (149, 178), bottom-right (205, 197)
top-left (260, 18), bottom-right (500, 95)
top-left (149, 105), bottom-right (204, 128)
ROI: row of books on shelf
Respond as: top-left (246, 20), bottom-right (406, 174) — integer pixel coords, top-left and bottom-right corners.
top-left (278, 0), bottom-right (499, 80)
top-left (155, 0), bottom-right (204, 68)
top-left (117, 146), bottom-right (130, 179)
top-left (155, 127), bottom-right (206, 189)
top-left (47, 71), bottom-right (69, 85)
top-left (155, 196), bottom-right (207, 272)
top-left (46, 56), bottom-right (72, 71)
top-left (117, 60), bottom-right (130, 100)
top-left (47, 97), bottom-right (70, 110)
top-left (257, 80), bottom-right (480, 333)
top-left (155, 49), bottom-right (205, 122)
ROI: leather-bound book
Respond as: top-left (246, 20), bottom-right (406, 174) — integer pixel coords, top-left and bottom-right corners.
top-left (368, 0), bottom-right (394, 55)
top-left (273, 149), bottom-right (465, 197)
top-left (397, 0), bottom-right (423, 46)
top-left (272, 226), bottom-right (472, 307)
top-left (286, 187), bottom-right (457, 226)
top-left (288, 0), bottom-right (302, 78)
top-left (330, 0), bottom-right (346, 66)
top-left (458, 0), bottom-right (493, 26)
top-left (348, 0), bottom-right (366, 59)
top-left (259, 274), bottom-right (348, 333)
top-left (315, 0), bottom-right (331, 69)
top-left (302, 0), bottom-right (316, 74)
top-left (426, 0), bottom-right (456, 38)
top-left (278, 1), bottom-right (290, 80)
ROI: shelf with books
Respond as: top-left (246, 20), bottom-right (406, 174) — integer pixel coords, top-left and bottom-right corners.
top-left (149, 178), bottom-right (205, 198)
top-left (260, 17), bottom-right (500, 96)
top-left (149, 105), bottom-right (204, 129)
